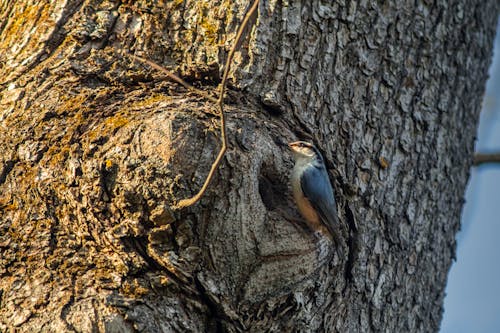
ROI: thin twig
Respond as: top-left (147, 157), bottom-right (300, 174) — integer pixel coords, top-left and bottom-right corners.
top-left (175, 0), bottom-right (260, 209)
top-left (131, 54), bottom-right (218, 104)
top-left (473, 153), bottom-right (500, 166)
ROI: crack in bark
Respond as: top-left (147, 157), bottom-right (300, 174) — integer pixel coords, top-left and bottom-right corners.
top-left (343, 203), bottom-right (357, 285)
top-left (121, 237), bottom-right (175, 275)
top-left (99, 160), bottom-right (118, 203)
top-left (45, 196), bottom-right (60, 256)
top-left (60, 274), bottom-right (77, 332)
top-left (0, 160), bottom-right (17, 186)
top-left (193, 275), bottom-right (225, 333)
top-left (96, 0), bottom-right (122, 50)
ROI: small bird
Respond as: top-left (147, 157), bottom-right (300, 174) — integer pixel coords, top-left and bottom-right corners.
top-left (288, 141), bottom-right (340, 242)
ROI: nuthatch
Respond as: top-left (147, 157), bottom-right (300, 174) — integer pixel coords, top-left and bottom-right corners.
top-left (288, 141), bottom-right (339, 241)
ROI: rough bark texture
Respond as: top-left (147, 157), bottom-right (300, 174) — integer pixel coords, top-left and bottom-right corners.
top-left (0, 0), bottom-right (498, 332)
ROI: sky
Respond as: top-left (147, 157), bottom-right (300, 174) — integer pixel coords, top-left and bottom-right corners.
top-left (440, 18), bottom-right (500, 333)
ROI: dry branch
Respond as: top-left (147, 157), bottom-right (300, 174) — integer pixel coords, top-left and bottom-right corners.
top-left (175, 0), bottom-right (260, 209)
top-left (473, 153), bottom-right (500, 166)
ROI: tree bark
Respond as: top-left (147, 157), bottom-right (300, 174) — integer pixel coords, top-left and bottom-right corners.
top-left (0, 0), bottom-right (498, 332)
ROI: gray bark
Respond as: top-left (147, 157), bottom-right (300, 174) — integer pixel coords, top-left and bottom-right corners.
top-left (0, 0), bottom-right (498, 332)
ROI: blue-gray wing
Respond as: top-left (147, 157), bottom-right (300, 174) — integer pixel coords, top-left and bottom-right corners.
top-left (300, 165), bottom-right (339, 235)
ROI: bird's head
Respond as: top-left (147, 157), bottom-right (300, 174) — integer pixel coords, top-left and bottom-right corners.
top-left (288, 141), bottom-right (323, 163)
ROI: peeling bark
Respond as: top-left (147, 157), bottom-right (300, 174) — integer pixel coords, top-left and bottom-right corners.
top-left (0, 0), bottom-right (498, 332)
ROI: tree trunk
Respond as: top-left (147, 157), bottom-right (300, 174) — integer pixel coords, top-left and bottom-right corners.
top-left (0, 0), bottom-right (498, 332)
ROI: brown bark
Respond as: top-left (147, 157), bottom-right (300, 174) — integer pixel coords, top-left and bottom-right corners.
top-left (0, 0), bottom-right (498, 332)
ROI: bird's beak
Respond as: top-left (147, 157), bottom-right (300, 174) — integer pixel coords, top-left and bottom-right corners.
top-left (288, 141), bottom-right (298, 150)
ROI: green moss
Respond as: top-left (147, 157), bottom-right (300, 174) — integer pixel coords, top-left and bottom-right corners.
top-left (86, 113), bottom-right (130, 142)
top-left (200, 17), bottom-right (218, 45)
top-left (1, 200), bottom-right (18, 212)
top-left (172, 0), bottom-right (185, 8)
top-left (198, 2), bottom-right (221, 46)
top-left (121, 279), bottom-right (151, 297)
top-left (129, 93), bottom-right (170, 109)
top-left (104, 114), bottom-right (129, 129)
top-left (105, 159), bottom-right (114, 169)
top-left (46, 145), bottom-right (69, 167)
top-left (56, 94), bottom-right (88, 114)
top-left (2, 3), bottom-right (52, 56)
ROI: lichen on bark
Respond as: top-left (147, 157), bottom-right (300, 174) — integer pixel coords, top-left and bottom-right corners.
top-left (1, 0), bottom-right (499, 332)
